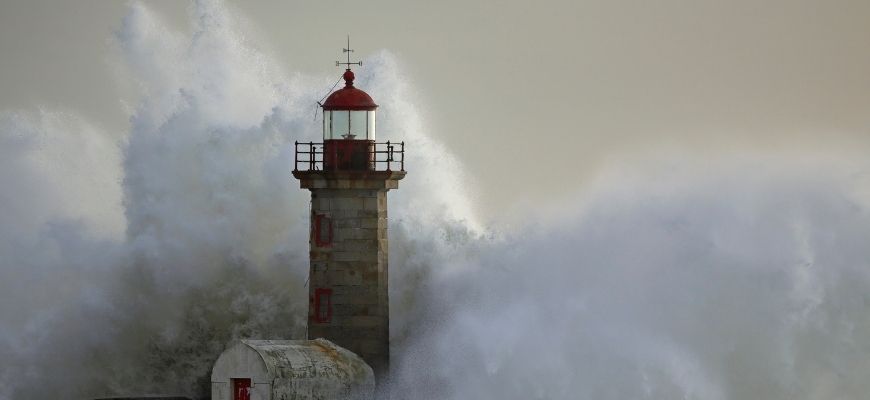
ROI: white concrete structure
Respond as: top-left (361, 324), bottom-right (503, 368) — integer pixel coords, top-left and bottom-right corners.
top-left (211, 339), bottom-right (374, 400)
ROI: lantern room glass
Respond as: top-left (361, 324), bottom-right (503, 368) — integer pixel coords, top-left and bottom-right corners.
top-left (323, 110), bottom-right (376, 140)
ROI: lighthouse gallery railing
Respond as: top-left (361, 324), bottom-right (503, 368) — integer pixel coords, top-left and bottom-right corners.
top-left (294, 141), bottom-right (405, 172)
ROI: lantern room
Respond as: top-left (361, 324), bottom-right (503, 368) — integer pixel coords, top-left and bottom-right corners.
top-left (294, 39), bottom-right (404, 173)
top-left (320, 68), bottom-right (377, 171)
top-left (322, 69), bottom-right (377, 140)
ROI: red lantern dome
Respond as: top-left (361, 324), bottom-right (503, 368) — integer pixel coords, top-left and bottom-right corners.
top-left (321, 70), bottom-right (378, 111)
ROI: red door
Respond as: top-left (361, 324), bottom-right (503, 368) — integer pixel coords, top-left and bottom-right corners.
top-left (232, 378), bottom-right (251, 400)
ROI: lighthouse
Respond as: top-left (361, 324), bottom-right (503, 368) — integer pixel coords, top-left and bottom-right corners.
top-left (209, 43), bottom-right (398, 400)
top-left (292, 42), bottom-right (406, 393)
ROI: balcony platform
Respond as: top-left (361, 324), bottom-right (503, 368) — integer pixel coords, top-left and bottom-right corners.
top-left (292, 170), bottom-right (406, 190)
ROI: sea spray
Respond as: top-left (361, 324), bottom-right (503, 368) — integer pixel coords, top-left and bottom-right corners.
top-left (0, 1), bottom-right (476, 398)
top-left (392, 162), bottom-right (870, 400)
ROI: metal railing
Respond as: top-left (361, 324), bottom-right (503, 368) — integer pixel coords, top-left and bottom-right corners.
top-left (294, 141), bottom-right (405, 172)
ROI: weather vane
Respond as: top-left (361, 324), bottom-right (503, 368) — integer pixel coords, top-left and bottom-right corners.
top-left (335, 35), bottom-right (362, 69)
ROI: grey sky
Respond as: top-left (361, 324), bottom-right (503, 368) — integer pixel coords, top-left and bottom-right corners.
top-left (2, 0), bottom-right (870, 218)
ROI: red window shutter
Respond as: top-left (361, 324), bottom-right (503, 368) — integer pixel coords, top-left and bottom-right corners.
top-left (313, 288), bottom-right (333, 323)
top-left (312, 213), bottom-right (333, 247)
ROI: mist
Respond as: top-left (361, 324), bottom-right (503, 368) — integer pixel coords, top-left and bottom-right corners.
top-left (1, 1), bottom-right (869, 399)
top-left (392, 161), bottom-right (870, 399)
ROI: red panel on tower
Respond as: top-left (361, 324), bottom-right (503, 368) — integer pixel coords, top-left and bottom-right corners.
top-left (313, 288), bottom-right (333, 323)
top-left (312, 213), bottom-right (333, 247)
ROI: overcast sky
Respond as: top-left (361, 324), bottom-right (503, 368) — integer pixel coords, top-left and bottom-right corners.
top-left (2, 0), bottom-right (870, 218)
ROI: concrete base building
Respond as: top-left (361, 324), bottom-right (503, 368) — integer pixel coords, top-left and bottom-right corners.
top-left (211, 339), bottom-right (374, 400)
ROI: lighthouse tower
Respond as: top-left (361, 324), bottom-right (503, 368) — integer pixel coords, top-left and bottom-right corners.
top-left (292, 42), bottom-right (405, 393)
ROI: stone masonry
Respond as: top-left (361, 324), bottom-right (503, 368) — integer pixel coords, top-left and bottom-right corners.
top-left (292, 170), bottom-right (405, 393)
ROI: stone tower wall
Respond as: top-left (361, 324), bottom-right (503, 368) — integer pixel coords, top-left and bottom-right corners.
top-left (307, 188), bottom-right (390, 383)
